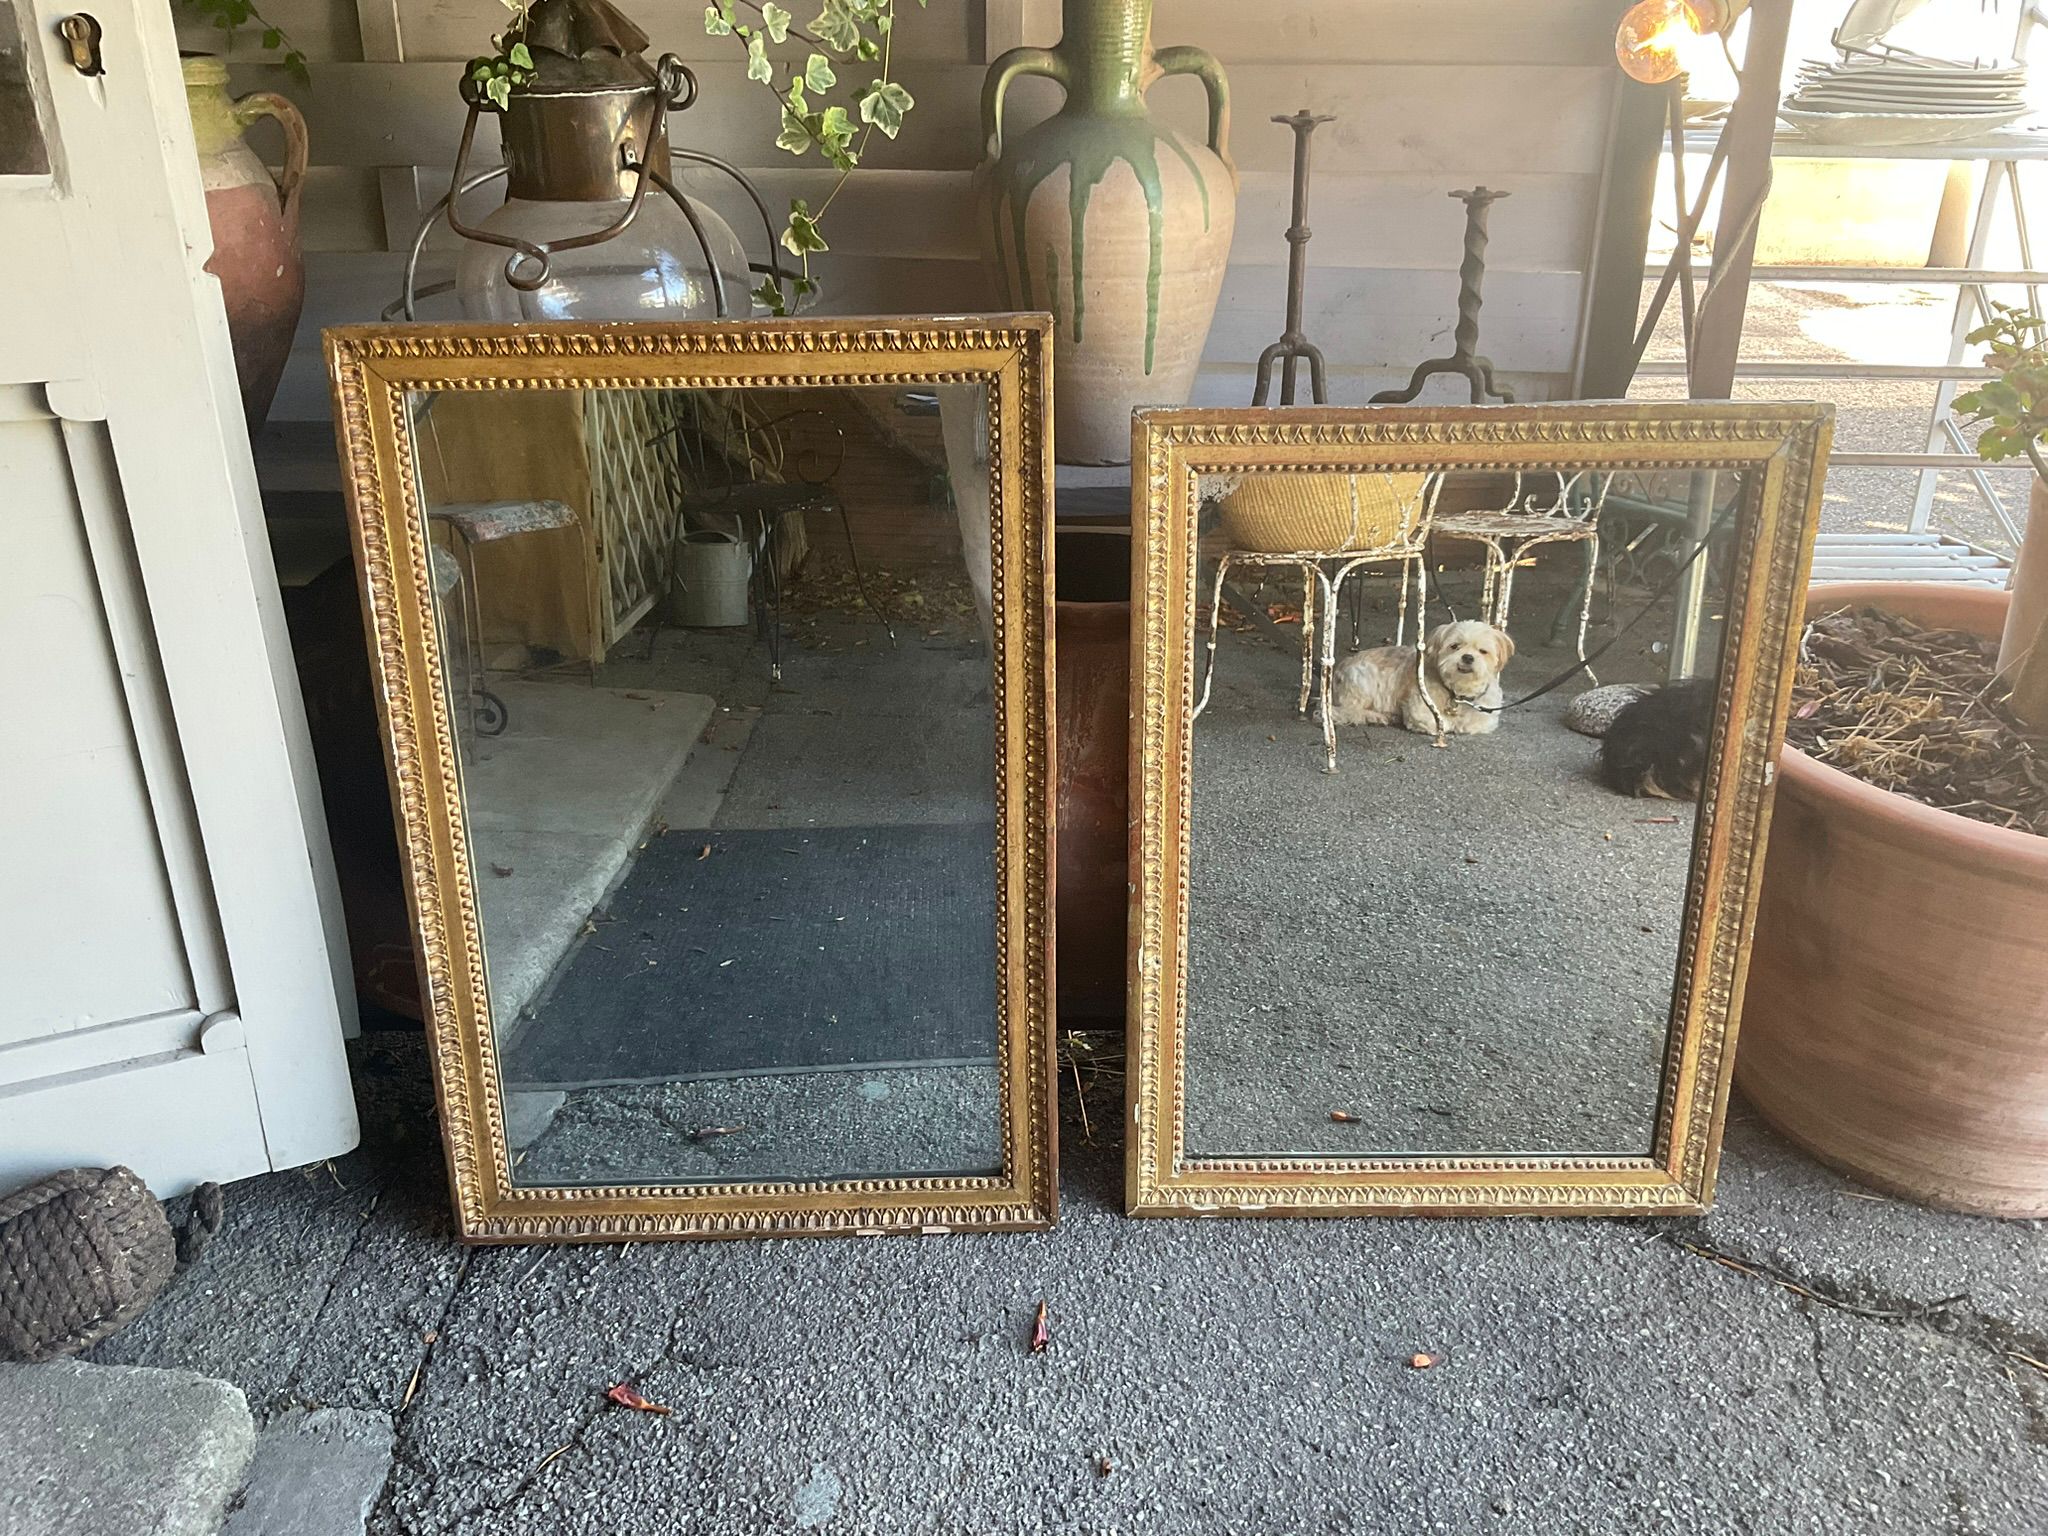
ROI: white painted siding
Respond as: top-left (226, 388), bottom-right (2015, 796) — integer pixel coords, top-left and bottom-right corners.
top-left (179, 0), bottom-right (1629, 419)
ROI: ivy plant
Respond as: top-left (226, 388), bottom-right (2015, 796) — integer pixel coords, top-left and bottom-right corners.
top-left (178, 0), bottom-right (310, 84)
top-left (704, 0), bottom-right (923, 314)
top-left (466, 0), bottom-right (539, 113)
top-left (1954, 301), bottom-right (2048, 483)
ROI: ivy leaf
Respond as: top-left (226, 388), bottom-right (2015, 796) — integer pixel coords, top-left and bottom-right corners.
top-left (752, 276), bottom-right (791, 316)
top-left (782, 197), bottom-right (829, 256)
top-left (762, 1), bottom-right (792, 42)
top-left (284, 49), bottom-right (310, 84)
top-left (746, 32), bottom-right (774, 82)
top-left (776, 104), bottom-right (813, 155)
top-left (858, 78), bottom-right (912, 137)
top-left (817, 104), bottom-right (856, 167)
top-left (507, 41), bottom-right (532, 67)
top-left (703, 2), bottom-right (733, 34)
top-left (855, 34), bottom-right (878, 60)
top-left (261, 27), bottom-right (281, 48)
top-left (803, 51), bottom-right (836, 91)
top-left (486, 74), bottom-right (512, 110)
top-left (811, 0), bottom-right (860, 51)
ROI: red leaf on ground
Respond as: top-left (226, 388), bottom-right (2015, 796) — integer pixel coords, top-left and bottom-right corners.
top-left (1029, 1300), bottom-right (1050, 1354)
top-left (1409, 1352), bottom-right (1441, 1369)
top-left (606, 1383), bottom-right (671, 1415)
top-left (1329, 1111), bottom-right (1360, 1123)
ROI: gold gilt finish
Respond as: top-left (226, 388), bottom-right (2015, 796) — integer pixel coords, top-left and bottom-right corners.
top-left (1125, 403), bottom-right (1833, 1219)
top-left (325, 318), bottom-right (1057, 1243)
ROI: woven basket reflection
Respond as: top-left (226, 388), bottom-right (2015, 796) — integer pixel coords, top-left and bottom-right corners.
top-left (1214, 472), bottom-right (1432, 553)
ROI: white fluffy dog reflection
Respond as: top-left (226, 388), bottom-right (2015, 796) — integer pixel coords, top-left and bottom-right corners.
top-left (1328, 620), bottom-right (1515, 737)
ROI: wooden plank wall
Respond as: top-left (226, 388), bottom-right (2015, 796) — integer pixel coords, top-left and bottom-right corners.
top-left (179, 0), bottom-right (1629, 421)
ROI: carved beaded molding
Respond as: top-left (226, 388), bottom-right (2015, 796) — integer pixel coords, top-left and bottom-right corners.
top-left (1125, 404), bottom-right (1833, 1219)
top-left (327, 319), bottom-right (1057, 1242)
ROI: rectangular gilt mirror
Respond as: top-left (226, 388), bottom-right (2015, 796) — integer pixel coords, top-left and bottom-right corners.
top-left (328, 319), bottom-right (1055, 1241)
top-left (1127, 404), bottom-right (1831, 1218)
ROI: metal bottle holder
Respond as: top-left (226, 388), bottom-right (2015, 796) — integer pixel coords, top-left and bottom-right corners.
top-left (393, 49), bottom-right (790, 319)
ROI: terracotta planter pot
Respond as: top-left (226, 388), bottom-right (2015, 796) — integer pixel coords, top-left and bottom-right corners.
top-left (1053, 529), bottom-right (1131, 1022)
top-left (1737, 581), bottom-right (2048, 1216)
top-left (975, 0), bottom-right (1236, 466)
top-left (182, 55), bottom-right (307, 430)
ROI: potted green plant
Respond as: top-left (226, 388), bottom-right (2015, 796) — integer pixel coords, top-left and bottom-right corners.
top-left (1733, 308), bottom-right (2048, 1218)
top-left (701, 0), bottom-right (923, 313)
top-left (1950, 302), bottom-right (2048, 724)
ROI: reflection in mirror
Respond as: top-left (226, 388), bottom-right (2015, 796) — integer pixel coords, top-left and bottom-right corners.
top-left (1183, 464), bottom-right (1738, 1159)
top-left (404, 382), bottom-right (999, 1186)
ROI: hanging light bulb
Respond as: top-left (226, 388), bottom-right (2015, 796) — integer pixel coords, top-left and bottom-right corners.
top-left (1614, 0), bottom-right (1745, 86)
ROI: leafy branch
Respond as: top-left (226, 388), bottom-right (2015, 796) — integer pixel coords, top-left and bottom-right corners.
top-left (466, 0), bottom-right (539, 112)
top-left (703, 0), bottom-right (923, 313)
top-left (1954, 302), bottom-right (2048, 484)
top-left (178, 0), bottom-right (309, 83)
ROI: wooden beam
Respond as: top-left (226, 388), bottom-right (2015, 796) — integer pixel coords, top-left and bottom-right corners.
top-left (1575, 74), bottom-right (1667, 399)
top-left (1688, 0), bottom-right (1794, 400)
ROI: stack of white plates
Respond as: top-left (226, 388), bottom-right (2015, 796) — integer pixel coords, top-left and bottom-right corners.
top-left (1781, 52), bottom-right (2029, 145)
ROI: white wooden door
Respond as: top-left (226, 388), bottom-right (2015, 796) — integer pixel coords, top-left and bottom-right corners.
top-left (0, 0), bottom-right (358, 1192)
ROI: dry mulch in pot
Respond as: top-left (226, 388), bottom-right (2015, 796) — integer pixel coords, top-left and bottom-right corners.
top-left (1786, 605), bottom-right (2046, 838)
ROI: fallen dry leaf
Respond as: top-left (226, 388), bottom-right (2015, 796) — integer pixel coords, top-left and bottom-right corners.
top-left (606, 1383), bottom-right (671, 1415)
top-left (1635, 816), bottom-right (1680, 825)
top-left (1329, 1111), bottom-right (1360, 1124)
top-left (1093, 1452), bottom-right (1114, 1478)
top-left (1266, 603), bottom-right (1303, 626)
top-left (490, 863), bottom-right (514, 878)
top-left (688, 1124), bottom-right (746, 1141)
top-left (1409, 1352), bottom-right (1441, 1369)
top-left (697, 844), bottom-right (713, 861)
top-left (1030, 1300), bottom-right (1050, 1355)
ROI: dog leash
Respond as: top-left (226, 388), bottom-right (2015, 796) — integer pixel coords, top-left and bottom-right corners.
top-left (1426, 501), bottom-right (1739, 721)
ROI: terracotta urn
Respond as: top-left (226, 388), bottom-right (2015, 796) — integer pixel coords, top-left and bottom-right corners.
top-left (975, 0), bottom-right (1235, 466)
top-left (182, 55), bottom-right (308, 429)
top-left (1738, 582), bottom-right (2048, 1217)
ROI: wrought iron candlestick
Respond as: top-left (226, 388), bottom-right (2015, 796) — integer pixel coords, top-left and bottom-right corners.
top-left (1251, 108), bottom-right (1335, 407)
top-left (1372, 186), bottom-right (1515, 405)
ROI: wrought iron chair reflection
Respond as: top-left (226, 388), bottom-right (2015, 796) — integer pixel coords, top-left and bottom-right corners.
top-left (1194, 469), bottom-right (1444, 772)
top-left (1429, 469), bottom-right (1611, 672)
top-left (654, 395), bottom-right (890, 682)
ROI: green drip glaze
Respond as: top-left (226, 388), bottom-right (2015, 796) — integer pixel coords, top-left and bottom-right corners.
top-left (996, 115), bottom-right (1207, 374)
top-left (983, 0), bottom-right (1218, 378)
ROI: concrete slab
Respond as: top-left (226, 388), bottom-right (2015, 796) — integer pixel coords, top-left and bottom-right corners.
top-left (463, 681), bottom-right (716, 1023)
top-left (220, 1408), bottom-right (394, 1536)
top-left (0, 1359), bottom-right (254, 1536)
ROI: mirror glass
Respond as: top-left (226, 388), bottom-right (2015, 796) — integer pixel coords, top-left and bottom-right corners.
top-left (404, 382), bottom-right (1001, 1186)
top-left (1183, 464), bottom-right (1738, 1158)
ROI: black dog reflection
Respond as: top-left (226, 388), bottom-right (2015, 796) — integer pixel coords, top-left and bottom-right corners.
top-left (1599, 678), bottom-right (1716, 800)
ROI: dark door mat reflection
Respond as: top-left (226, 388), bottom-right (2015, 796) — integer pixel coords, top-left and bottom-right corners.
top-left (499, 822), bottom-right (999, 1089)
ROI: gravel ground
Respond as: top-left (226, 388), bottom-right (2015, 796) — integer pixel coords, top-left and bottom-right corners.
top-left (1632, 278), bottom-right (2032, 559)
top-left (1184, 583), bottom-right (1692, 1158)
top-left (515, 1066), bottom-right (1004, 1186)
top-left (87, 1033), bottom-right (2048, 1536)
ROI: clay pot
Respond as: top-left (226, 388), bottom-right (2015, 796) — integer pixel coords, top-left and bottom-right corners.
top-left (182, 55), bottom-right (307, 430)
top-left (975, 0), bottom-right (1235, 466)
top-left (1054, 529), bottom-right (1131, 1022)
top-left (1738, 582), bottom-right (2048, 1217)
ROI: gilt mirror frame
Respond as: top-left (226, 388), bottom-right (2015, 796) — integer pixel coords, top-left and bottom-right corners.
top-left (1126, 403), bottom-right (1833, 1219)
top-left (326, 318), bottom-right (1057, 1242)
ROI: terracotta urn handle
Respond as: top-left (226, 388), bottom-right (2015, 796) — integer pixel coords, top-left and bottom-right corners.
top-left (1149, 44), bottom-right (1232, 176)
top-left (980, 46), bottom-right (1069, 162)
top-left (231, 90), bottom-right (309, 227)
